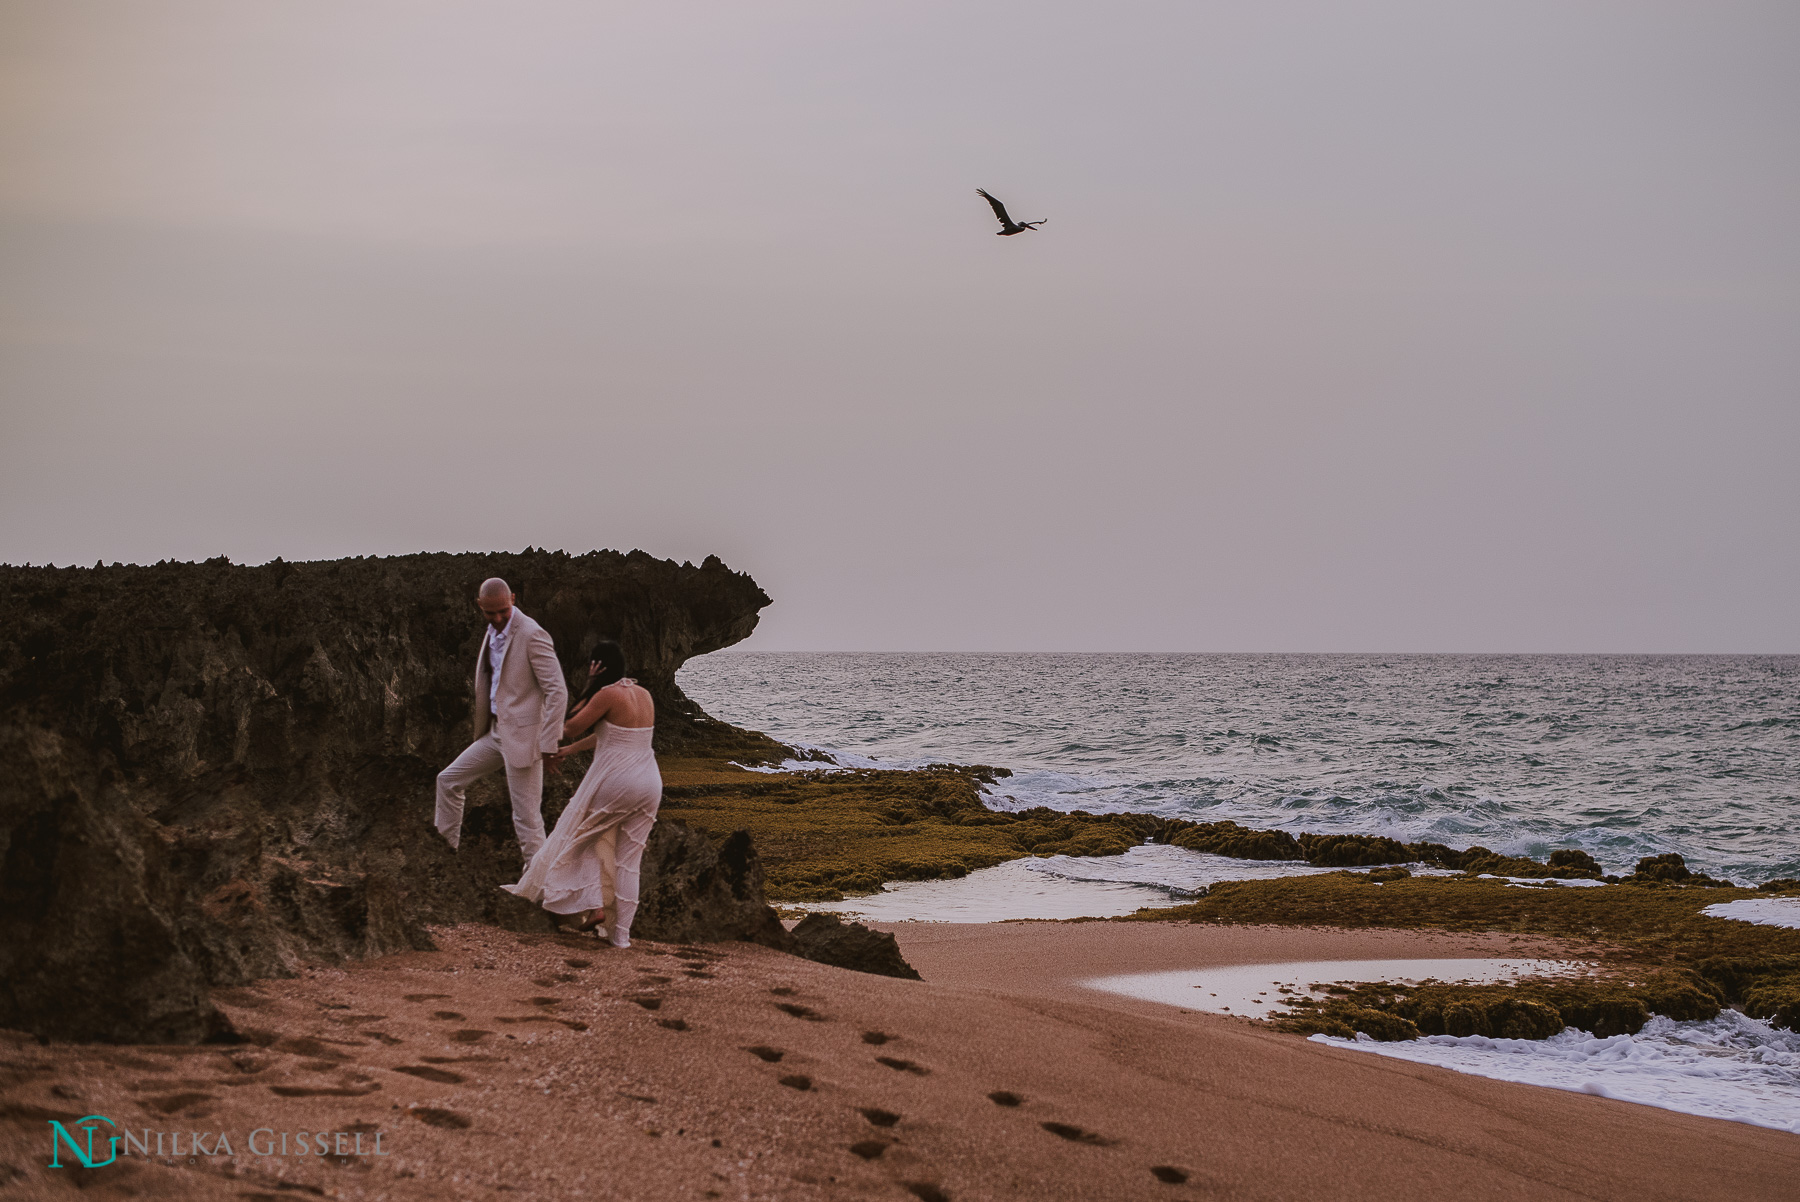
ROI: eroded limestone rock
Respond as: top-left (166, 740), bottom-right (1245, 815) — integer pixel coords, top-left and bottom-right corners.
top-left (0, 550), bottom-right (777, 1042)
top-left (789, 912), bottom-right (922, 980)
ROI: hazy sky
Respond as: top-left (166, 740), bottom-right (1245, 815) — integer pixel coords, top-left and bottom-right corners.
top-left (3, 2), bottom-right (1795, 651)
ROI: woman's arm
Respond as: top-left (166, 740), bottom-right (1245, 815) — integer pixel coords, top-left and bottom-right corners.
top-left (563, 687), bottom-right (611, 741)
top-left (554, 732), bottom-right (600, 758)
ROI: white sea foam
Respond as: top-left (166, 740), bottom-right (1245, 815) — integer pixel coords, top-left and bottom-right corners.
top-left (732, 745), bottom-right (965, 775)
top-left (796, 857), bottom-right (1181, 922)
top-left (795, 845), bottom-right (1443, 923)
top-left (1024, 844), bottom-right (1456, 891)
top-left (1475, 873), bottom-right (1609, 888)
top-left (1703, 897), bottom-right (1800, 929)
top-left (1311, 1012), bottom-right (1800, 1135)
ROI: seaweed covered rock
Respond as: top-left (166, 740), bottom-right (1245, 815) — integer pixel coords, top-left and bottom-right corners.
top-left (1547, 849), bottom-right (1604, 876)
top-left (1168, 821), bottom-right (1302, 861)
top-left (1437, 997), bottom-right (1565, 1040)
top-left (0, 551), bottom-right (778, 1042)
top-left (1695, 956), bottom-right (1800, 1031)
top-left (1293, 1006), bottom-right (1420, 1042)
top-left (789, 912), bottom-right (922, 980)
top-left (1298, 833), bottom-right (1410, 868)
top-left (1632, 853), bottom-right (1694, 883)
top-left (1278, 968), bottom-right (1722, 1042)
top-left (1396, 843), bottom-right (1603, 880)
top-left (1626, 853), bottom-right (1736, 888)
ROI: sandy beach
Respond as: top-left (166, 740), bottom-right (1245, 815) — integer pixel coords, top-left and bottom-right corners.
top-left (6, 920), bottom-right (1797, 1202)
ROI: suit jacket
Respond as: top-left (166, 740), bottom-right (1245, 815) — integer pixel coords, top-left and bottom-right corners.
top-left (472, 610), bottom-right (568, 768)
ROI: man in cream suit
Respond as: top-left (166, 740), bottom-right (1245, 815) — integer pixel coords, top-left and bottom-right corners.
top-left (434, 577), bottom-right (569, 863)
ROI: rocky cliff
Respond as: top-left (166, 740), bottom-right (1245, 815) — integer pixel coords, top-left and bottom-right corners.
top-left (0, 550), bottom-right (783, 1043)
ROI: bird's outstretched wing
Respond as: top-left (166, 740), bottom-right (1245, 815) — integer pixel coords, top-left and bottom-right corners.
top-left (976, 188), bottom-right (1013, 227)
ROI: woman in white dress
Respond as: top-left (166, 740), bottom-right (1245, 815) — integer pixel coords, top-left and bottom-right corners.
top-left (501, 641), bottom-right (661, 947)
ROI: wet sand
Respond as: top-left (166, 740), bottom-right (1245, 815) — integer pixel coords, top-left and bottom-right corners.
top-left (3, 921), bottom-right (1797, 1201)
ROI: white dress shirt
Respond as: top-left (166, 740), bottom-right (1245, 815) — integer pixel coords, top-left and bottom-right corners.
top-left (487, 609), bottom-right (516, 708)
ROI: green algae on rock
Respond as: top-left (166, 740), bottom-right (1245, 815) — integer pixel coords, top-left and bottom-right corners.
top-left (1129, 869), bottom-right (1800, 1035)
top-left (1274, 968), bottom-right (1725, 1042)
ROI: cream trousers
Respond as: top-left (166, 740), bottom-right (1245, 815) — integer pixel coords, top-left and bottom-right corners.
top-left (434, 731), bottom-right (546, 862)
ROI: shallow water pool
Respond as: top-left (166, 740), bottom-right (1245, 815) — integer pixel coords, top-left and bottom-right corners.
top-left (1085, 957), bottom-right (1584, 1020)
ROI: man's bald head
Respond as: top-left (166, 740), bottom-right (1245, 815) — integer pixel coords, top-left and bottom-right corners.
top-left (476, 578), bottom-right (516, 631)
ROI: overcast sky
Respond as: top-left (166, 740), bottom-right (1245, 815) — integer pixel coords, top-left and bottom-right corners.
top-left (2, 2), bottom-right (1795, 651)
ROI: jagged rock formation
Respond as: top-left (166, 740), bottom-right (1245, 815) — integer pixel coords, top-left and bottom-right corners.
top-left (0, 550), bottom-right (781, 1043)
top-left (633, 824), bottom-right (795, 948)
top-left (789, 913), bottom-right (922, 980)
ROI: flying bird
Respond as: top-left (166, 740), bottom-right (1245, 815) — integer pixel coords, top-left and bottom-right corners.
top-left (976, 189), bottom-right (1045, 236)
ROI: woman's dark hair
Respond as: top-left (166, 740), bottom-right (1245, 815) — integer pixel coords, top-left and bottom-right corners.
top-left (583, 640), bottom-right (627, 696)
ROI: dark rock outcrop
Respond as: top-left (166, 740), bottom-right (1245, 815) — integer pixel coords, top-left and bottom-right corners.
top-left (1297, 833), bottom-right (1412, 868)
top-left (0, 550), bottom-right (780, 1043)
top-left (1622, 852), bottom-right (1733, 887)
top-left (634, 824), bottom-right (795, 949)
top-left (789, 912), bottom-right (922, 980)
top-left (1168, 820), bottom-right (1303, 861)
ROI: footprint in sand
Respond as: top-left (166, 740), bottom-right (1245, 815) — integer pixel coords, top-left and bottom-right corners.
top-left (875, 1057), bottom-right (927, 1075)
top-left (657, 1019), bottom-right (690, 1032)
top-left (987, 1091), bottom-right (1023, 1107)
top-left (409, 1107), bottom-right (470, 1129)
top-left (522, 996), bottom-right (562, 1007)
top-left (778, 1075), bottom-right (813, 1091)
top-left (496, 1015), bottom-right (591, 1032)
top-left (1040, 1121), bottom-right (1112, 1146)
top-left (270, 1085), bottom-right (380, 1098)
top-left (142, 1092), bottom-right (215, 1115)
top-left (904, 1183), bottom-right (949, 1202)
top-left (745, 1046), bottom-right (784, 1063)
top-left (449, 1030), bottom-right (491, 1044)
top-left (565, 958), bottom-right (592, 969)
top-left (403, 993), bottom-right (452, 1003)
top-left (773, 1002), bottom-right (824, 1021)
top-left (848, 1140), bottom-right (887, 1160)
top-left (1150, 1166), bottom-right (1189, 1184)
top-left (858, 1108), bottom-right (900, 1128)
top-left (391, 1066), bottom-right (465, 1085)
top-left (861, 1031), bottom-right (895, 1045)
top-left (631, 996), bottom-right (663, 1011)
top-left (770, 986), bottom-right (798, 997)
top-left (273, 1037), bottom-right (351, 1060)
top-left (431, 1011), bottom-right (465, 1021)
top-left (685, 969), bottom-right (716, 979)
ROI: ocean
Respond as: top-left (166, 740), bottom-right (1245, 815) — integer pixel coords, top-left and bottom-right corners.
top-left (677, 652), bottom-right (1800, 884)
top-left (678, 652), bottom-right (1800, 1132)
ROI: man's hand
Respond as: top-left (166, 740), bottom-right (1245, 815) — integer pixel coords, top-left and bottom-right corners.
top-left (543, 751), bottom-right (562, 774)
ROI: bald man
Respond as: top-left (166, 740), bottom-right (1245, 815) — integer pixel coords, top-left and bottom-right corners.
top-left (433, 578), bottom-right (569, 863)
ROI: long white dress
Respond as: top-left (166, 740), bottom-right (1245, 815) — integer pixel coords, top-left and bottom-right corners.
top-left (501, 705), bottom-right (661, 947)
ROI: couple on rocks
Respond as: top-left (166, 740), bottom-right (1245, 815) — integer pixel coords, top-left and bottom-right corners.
top-left (431, 577), bottom-right (661, 948)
